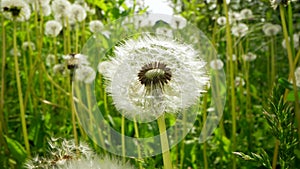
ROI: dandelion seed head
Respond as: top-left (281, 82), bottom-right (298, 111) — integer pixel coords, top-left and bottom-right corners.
top-left (46, 54), bottom-right (56, 66)
top-left (63, 53), bottom-right (90, 69)
top-left (231, 23), bottom-right (248, 37)
top-left (217, 16), bottom-right (227, 26)
top-left (240, 8), bottom-right (253, 20)
top-left (51, 0), bottom-right (71, 18)
top-left (22, 41), bottom-right (36, 51)
top-left (69, 4), bottom-right (87, 23)
top-left (242, 52), bottom-right (257, 62)
top-left (99, 34), bottom-right (209, 122)
top-left (89, 20), bottom-right (104, 33)
top-left (210, 59), bottom-right (224, 70)
top-left (282, 33), bottom-right (299, 49)
top-left (235, 76), bottom-right (245, 86)
top-left (262, 23), bottom-right (281, 36)
top-left (155, 27), bottom-right (173, 38)
top-left (1, 0), bottom-right (31, 21)
top-left (75, 66), bottom-right (96, 84)
top-left (45, 20), bottom-right (62, 37)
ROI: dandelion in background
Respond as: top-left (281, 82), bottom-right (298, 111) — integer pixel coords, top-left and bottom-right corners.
top-left (46, 54), bottom-right (56, 66)
top-left (98, 34), bottom-right (209, 121)
top-left (1, 0), bottom-right (31, 22)
top-left (227, 54), bottom-right (237, 61)
top-left (69, 4), bottom-right (87, 24)
top-left (63, 54), bottom-right (90, 69)
top-left (9, 48), bottom-right (21, 56)
top-left (53, 64), bottom-right (68, 75)
top-left (22, 41), bottom-right (36, 51)
top-left (217, 16), bottom-right (227, 26)
top-left (75, 66), bottom-right (96, 84)
top-left (240, 8), bottom-right (253, 20)
top-left (235, 76), bottom-right (245, 87)
top-left (45, 20), bottom-right (63, 37)
top-left (210, 59), bottom-right (224, 70)
top-left (229, 11), bottom-right (243, 22)
top-left (89, 20), bottom-right (104, 33)
top-left (262, 23), bottom-right (281, 36)
top-left (270, 0), bottom-right (295, 9)
top-left (242, 52), bottom-right (257, 62)
top-left (282, 33), bottom-right (299, 49)
top-left (231, 23), bottom-right (248, 37)
top-left (295, 67), bottom-right (300, 87)
top-left (51, 0), bottom-right (71, 19)
top-left (170, 15), bottom-right (187, 29)
top-left (156, 27), bottom-right (173, 38)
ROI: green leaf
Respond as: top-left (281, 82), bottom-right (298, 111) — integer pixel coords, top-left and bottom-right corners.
top-left (287, 90), bottom-right (300, 102)
top-left (4, 136), bottom-right (27, 163)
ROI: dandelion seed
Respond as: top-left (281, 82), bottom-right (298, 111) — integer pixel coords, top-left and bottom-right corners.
top-left (22, 41), bottom-right (36, 51)
top-left (242, 52), bottom-right (257, 62)
top-left (99, 34), bottom-right (209, 122)
top-left (89, 20), bottom-right (104, 33)
top-left (262, 23), bottom-right (281, 36)
top-left (231, 23), bottom-right (248, 37)
top-left (45, 20), bottom-right (62, 37)
top-left (210, 59), bottom-right (224, 70)
top-left (1, 0), bottom-right (31, 21)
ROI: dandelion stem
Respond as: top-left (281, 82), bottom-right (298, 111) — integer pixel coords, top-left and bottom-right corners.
top-left (133, 119), bottom-right (143, 169)
top-left (0, 11), bottom-right (8, 153)
top-left (280, 4), bottom-right (300, 144)
top-left (13, 22), bottom-right (31, 156)
top-left (121, 115), bottom-right (126, 163)
top-left (157, 115), bottom-right (173, 169)
top-left (224, 1), bottom-right (236, 168)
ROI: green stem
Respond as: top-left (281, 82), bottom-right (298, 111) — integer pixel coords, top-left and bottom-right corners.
top-left (224, 1), bottom-right (236, 168)
top-left (0, 11), bottom-right (8, 153)
top-left (69, 72), bottom-right (78, 146)
top-left (13, 22), bottom-right (31, 156)
top-left (202, 93), bottom-right (208, 169)
top-left (133, 119), bottom-right (143, 169)
top-left (121, 115), bottom-right (126, 163)
top-left (157, 115), bottom-right (173, 169)
top-left (271, 36), bottom-right (276, 86)
top-left (280, 4), bottom-right (300, 143)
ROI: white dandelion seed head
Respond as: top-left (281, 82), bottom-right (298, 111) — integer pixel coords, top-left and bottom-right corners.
top-left (217, 16), bottom-right (227, 26)
top-left (46, 54), bottom-right (55, 66)
top-left (170, 15), bottom-right (187, 29)
top-left (1, 0), bottom-right (31, 22)
top-left (69, 4), bottom-right (87, 23)
top-left (295, 67), bottom-right (300, 87)
top-left (32, 3), bottom-right (52, 16)
top-left (227, 54), bottom-right (237, 61)
top-left (63, 53), bottom-right (90, 69)
top-left (9, 48), bottom-right (21, 56)
top-left (210, 59), bottom-right (224, 70)
top-left (242, 52), bottom-right (257, 62)
top-left (235, 76), bottom-right (245, 86)
top-left (282, 33), bottom-right (300, 49)
top-left (22, 41), bottom-right (36, 51)
top-left (53, 64), bottom-right (67, 75)
top-left (231, 23), bottom-right (248, 37)
top-left (229, 11), bottom-right (243, 22)
top-left (51, 0), bottom-right (71, 18)
top-left (75, 66), bottom-right (96, 84)
top-left (89, 20), bottom-right (104, 33)
top-left (240, 8), bottom-right (253, 20)
top-left (269, 0), bottom-right (295, 9)
top-left (45, 20), bottom-right (62, 37)
top-left (100, 34), bottom-right (209, 122)
top-left (155, 27), bottom-right (173, 38)
top-left (262, 23), bottom-right (281, 36)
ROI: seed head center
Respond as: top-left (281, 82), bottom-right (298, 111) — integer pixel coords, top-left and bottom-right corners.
top-left (138, 62), bottom-right (172, 88)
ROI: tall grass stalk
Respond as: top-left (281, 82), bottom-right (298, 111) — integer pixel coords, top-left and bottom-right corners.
top-left (279, 4), bottom-right (300, 142)
top-left (0, 13), bottom-right (8, 153)
top-left (223, 1), bottom-right (236, 168)
top-left (13, 22), bottom-right (31, 156)
top-left (157, 115), bottom-right (173, 169)
top-left (133, 119), bottom-right (143, 169)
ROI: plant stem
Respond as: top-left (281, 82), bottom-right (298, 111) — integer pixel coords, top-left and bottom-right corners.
top-left (13, 22), bottom-right (31, 156)
top-left (133, 119), bottom-right (143, 169)
top-left (280, 4), bottom-right (300, 143)
top-left (223, 1), bottom-right (236, 168)
top-left (121, 115), bottom-right (126, 163)
top-left (157, 115), bottom-right (173, 169)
